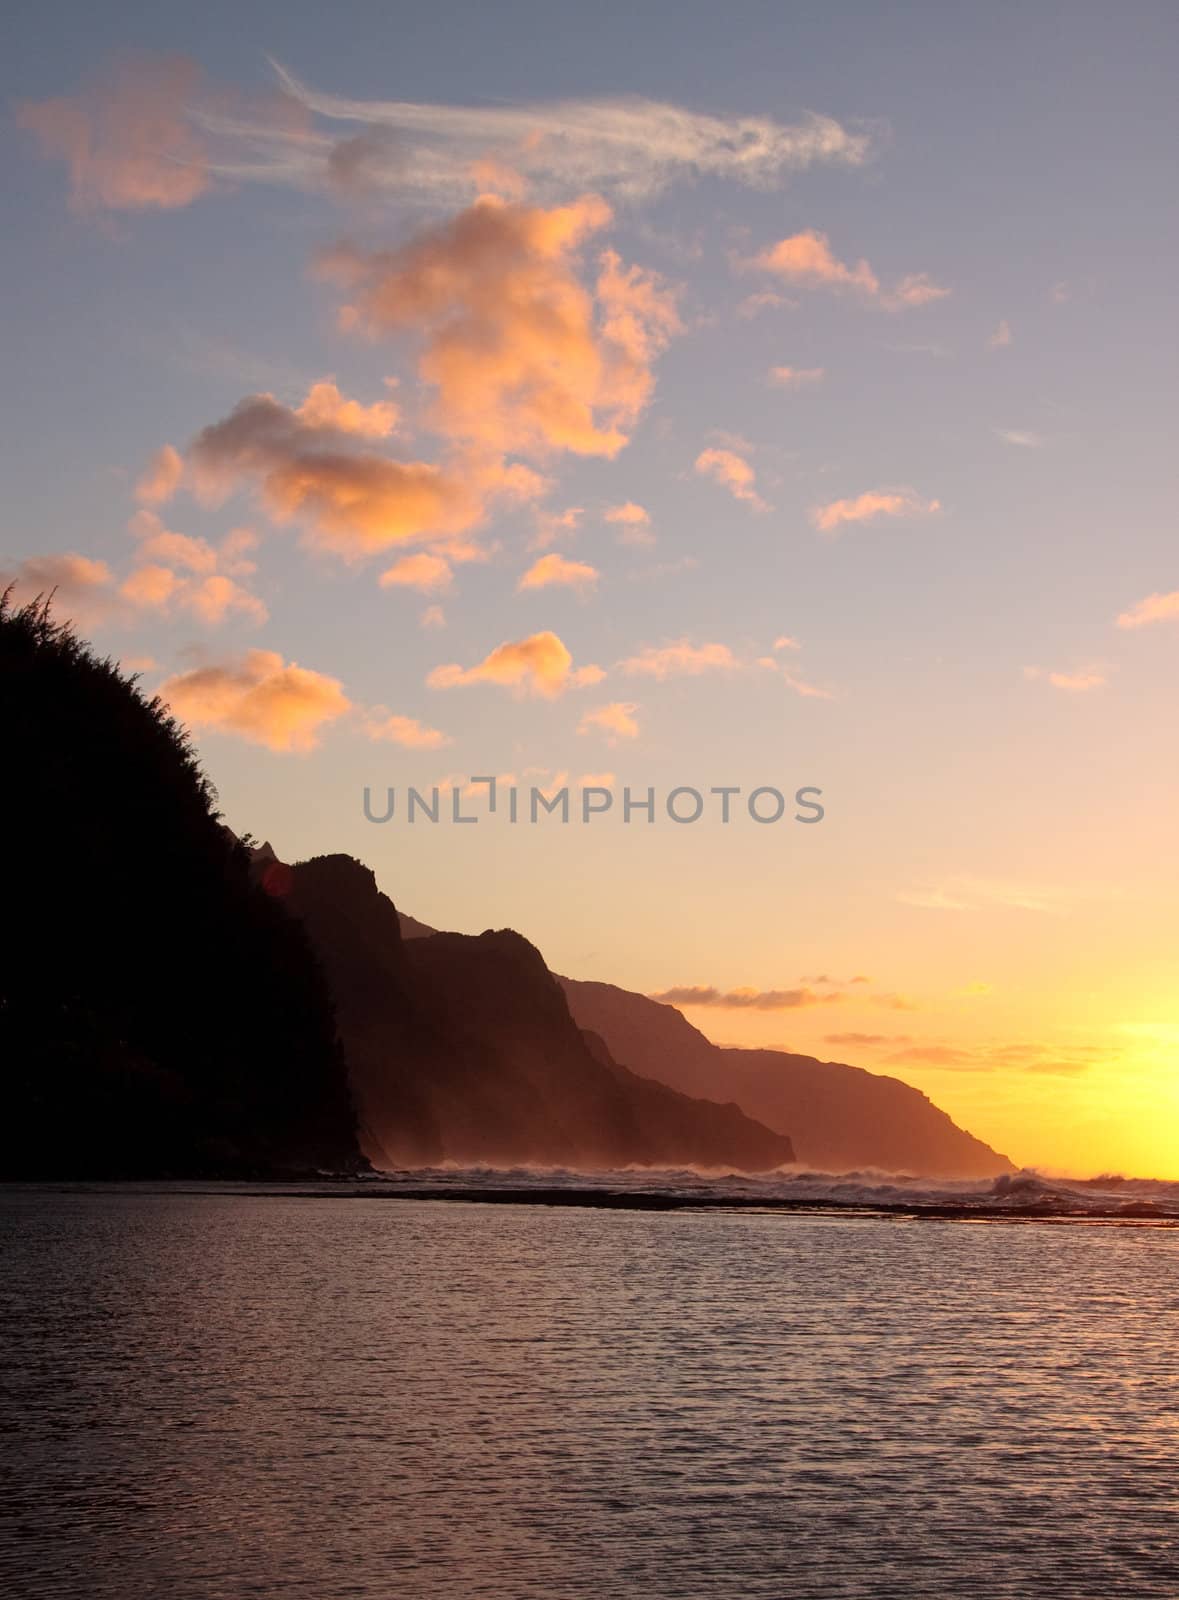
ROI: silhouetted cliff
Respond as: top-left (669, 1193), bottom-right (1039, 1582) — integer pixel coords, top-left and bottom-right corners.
top-left (560, 979), bottom-right (1013, 1177)
top-left (286, 855), bottom-right (795, 1171)
top-left (0, 595), bottom-right (364, 1178)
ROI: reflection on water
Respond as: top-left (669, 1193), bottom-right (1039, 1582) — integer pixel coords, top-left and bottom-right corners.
top-left (2, 1188), bottom-right (1178, 1598)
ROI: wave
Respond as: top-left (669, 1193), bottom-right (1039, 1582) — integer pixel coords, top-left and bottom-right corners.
top-left (362, 1163), bottom-right (1179, 1219)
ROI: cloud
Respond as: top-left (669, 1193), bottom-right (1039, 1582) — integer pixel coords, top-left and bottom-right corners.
top-left (319, 195), bottom-right (679, 461)
top-left (124, 512), bottom-right (268, 625)
top-left (135, 444), bottom-right (184, 506)
top-left (773, 634), bottom-right (801, 651)
top-left (0, 552), bottom-right (116, 628)
top-left (996, 428), bottom-right (1043, 448)
top-left (618, 639), bottom-right (736, 679)
top-left (812, 488), bottom-right (940, 533)
top-left (265, 63), bottom-right (873, 203)
top-left (1025, 664), bottom-right (1107, 692)
top-left (694, 447), bottom-right (768, 511)
top-left (825, 1032), bottom-right (910, 1048)
top-left (1117, 590), bottom-right (1179, 629)
top-left (603, 501), bottom-right (654, 545)
top-left (740, 229), bottom-right (948, 312)
top-left (649, 985), bottom-right (841, 1010)
top-left (160, 649), bottom-right (349, 751)
top-left (187, 385), bottom-right (536, 557)
top-left (420, 604), bottom-right (446, 629)
top-left (296, 379), bottom-right (399, 438)
top-left (767, 365), bottom-right (824, 387)
top-left (578, 701), bottom-right (639, 742)
top-left (518, 553), bottom-right (599, 592)
top-left (738, 290), bottom-right (794, 319)
top-left (898, 875), bottom-right (1067, 913)
top-left (379, 553), bottom-right (453, 592)
top-left (532, 506), bottom-right (584, 549)
top-left (989, 320), bottom-right (1013, 348)
top-left (363, 711), bottom-right (451, 749)
top-left (16, 55), bottom-right (212, 213)
top-left (782, 671), bottom-right (836, 700)
top-left (885, 273), bottom-right (951, 311)
top-left (428, 630), bottom-right (601, 697)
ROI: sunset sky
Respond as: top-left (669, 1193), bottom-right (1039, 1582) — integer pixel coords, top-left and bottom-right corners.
top-left (5, 2), bottom-right (1177, 1178)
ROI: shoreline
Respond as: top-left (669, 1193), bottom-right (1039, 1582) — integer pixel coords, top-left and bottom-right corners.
top-left (5, 1180), bottom-right (1177, 1225)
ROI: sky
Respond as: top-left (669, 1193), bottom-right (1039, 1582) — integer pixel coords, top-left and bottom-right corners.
top-left (4, 1), bottom-right (1178, 1179)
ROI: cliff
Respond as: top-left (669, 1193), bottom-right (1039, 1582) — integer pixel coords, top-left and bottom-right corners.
top-left (560, 978), bottom-right (1013, 1177)
top-left (286, 855), bottom-right (795, 1171)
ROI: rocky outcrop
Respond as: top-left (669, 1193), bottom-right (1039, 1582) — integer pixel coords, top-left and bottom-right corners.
top-left (287, 856), bottom-right (795, 1171)
top-left (559, 978), bottom-right (1013, 1177)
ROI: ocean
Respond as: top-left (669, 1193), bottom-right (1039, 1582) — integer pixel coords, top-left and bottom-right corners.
top-left (2, 1180), bottom-right (1178, 1598)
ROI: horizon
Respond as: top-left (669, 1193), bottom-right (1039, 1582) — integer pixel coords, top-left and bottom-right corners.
top-left (4, 0), bottom-right (1177, 1180)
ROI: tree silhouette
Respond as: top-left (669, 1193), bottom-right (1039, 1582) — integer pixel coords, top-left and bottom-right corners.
top-left (0, 591), bottom-right (362, 1178)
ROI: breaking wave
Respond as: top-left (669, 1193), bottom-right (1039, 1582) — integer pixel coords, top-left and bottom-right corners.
top-left (363, 1163), bottom-right (1179, 1220)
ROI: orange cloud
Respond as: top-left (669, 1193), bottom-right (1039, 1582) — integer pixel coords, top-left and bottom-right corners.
top-left (767, 365), bottom-right (824, 387)
top-left (619, 640), bottom-right (736, 679)
top-left (320, 194), bottom-right (679, 459)
top-left (296, 379), bottom-right (399, 438)
top-left (742, 230), bottom-right (949, 312)
top-left (160, 649), bottom-right (349, 752)
top-left (379, 553), bottom-right (453, 593)
top-left (124, 512), bottom-right (267, 625)
top-left (16, 55), bottom-right (211, 213)
top-left (420, 604), bottom-right (446, 629)
top-left (603, 501), bottom-right (655, 545)
top-left (649, 984), bottom-right (841, 1010)
top-left (428, 630), bottom-right (600, 697)
top-left (363, 711), bottom-right (451, 749)
top-left (578, 701), bottom-right (639, 742)
top-left (187, 386), bottom-right (530, 557)
top-left (1024, 664), bottom-right (1108, 692)
top-left (134, 444), bottom-right (184, 506)
top-left (1117, 590), bottom-right (1179, 629)
top-left (517, 553), bottom-right (599, 592)
top-left (531, 506), bottom-right (584, 549)
top-left (694, 447), bottom-right (767, 511)
top-left (812, 488), bottom-right (941, 533)
top-left (0, 552), bottom-right (115, 627)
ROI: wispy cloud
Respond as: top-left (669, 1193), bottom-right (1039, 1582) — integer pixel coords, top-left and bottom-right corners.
top-left (267, 62), bottom-right (874, 204)
top-left (812, 488), bottom-right (940, 534)
top-left (767, 364), bottom-right (824, 388)
top-left (898, 875), bottom-right (1069, 913)
top-left (1024, 663), bottom-right (1107, 692)
top-left (650, 984), bottom-right (842, 1010)
top-left (362, 711), bottom-right (451, 748)
top-left (995, 428), bottom-right (1043, 448)
top-left (15, 55), bottom-right (213, 213)
top-left (694, 447), bottom-right (768, 511)
top-left (618, 640), bottom-right (736, 679)
top-left (578, 701), bottom-right (640, 742)
top-left (740, 229), bottom-right (949, 312)
top-left (1117, 590), bottom-right (1179, 629)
